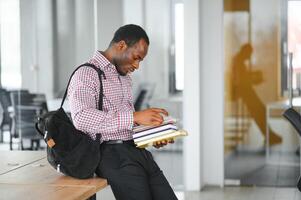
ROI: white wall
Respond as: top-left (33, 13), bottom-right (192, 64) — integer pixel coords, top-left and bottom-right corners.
top-left (123, 0), bottom-right (171, 99)
top-left (74, 0), bottom-right (95, 64)
top-left (143, 0), bottom-right (171, 99)
top-left (123, 0), bottom-right (144, 26)
top-left (54, 0), bottom-right (76, 97)
top-left (35, 0), bottom-right (54, 98)
top-left (98, 0), bottom-right (123, 50)
top-left (122, 0), bottom-right (146, 96)
top-left (20, 0), bottom-right (54, 98)
top-left (20, 0), bottom-right (123, 97)
top-left (20, 0), bottom-right (35, 91)
top-left (53, 0), bottom-right (123, 96)
top-left (20, 0), bottom-right (169, 100)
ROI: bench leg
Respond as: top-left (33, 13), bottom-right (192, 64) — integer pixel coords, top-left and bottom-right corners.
top-left (87, 194), bottom-right (96, 200)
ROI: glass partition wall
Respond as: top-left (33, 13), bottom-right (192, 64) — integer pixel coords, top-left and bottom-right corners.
top-left (224, 0), bottom-right (300, 186)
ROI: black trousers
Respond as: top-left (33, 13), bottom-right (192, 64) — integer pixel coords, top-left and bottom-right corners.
top-left (95, 143), bottom-right (178, 200)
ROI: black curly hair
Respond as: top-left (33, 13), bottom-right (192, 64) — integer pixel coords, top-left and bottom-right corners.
top-left (110, 24), bottom-right (149, 47)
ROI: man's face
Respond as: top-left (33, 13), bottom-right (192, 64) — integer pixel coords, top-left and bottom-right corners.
top-left (113, 39), bottom-right (148, 76)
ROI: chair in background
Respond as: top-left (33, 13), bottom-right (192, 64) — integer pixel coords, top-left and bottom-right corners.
top-left (134, 83), bottom-right (155, 111)
top-left (0, 88), bottom-right (13, 143)
top-left (10, 91), bottom-right (47, 150)
top-left (0, 89), bottom-right (29, 143)
top-left (282, 107), bottom-right (301, 192)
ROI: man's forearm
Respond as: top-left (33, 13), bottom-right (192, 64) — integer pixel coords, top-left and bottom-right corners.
top-left (73, 108), bottom-right (134, 135)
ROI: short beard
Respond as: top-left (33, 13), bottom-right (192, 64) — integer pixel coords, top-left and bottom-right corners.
top-left (116, 66), bottom-right (126, 76)
top-left (112, 58), bottom-right (127, 76)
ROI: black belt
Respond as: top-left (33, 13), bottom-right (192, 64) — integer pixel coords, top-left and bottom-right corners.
top-left (103, 140), bottom-right (135, 146)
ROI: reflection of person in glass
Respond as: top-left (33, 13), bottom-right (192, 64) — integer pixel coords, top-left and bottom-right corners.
top-left (232, 43), bottom-right (282, 145)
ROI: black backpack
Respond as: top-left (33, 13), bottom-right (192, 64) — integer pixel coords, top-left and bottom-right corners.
top-left (35, 63), bottom-right (105, 179)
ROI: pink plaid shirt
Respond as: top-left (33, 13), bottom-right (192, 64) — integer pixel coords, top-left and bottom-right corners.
top-left (68, 51), bottom-right (134, 143)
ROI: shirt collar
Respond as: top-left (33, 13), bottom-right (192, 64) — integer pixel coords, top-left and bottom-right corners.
top-left (89, 51), bottom-right (115, 71)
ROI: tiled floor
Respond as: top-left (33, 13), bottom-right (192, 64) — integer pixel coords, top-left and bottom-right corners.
top-left (225, 147), bottom-right (300, 187)
top-left (96, 186), bottom-right (301, 200)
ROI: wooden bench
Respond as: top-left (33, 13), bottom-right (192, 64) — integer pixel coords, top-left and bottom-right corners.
top-left (0, 151), bottom-right (108, 200)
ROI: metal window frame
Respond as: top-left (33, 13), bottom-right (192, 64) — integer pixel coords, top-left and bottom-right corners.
top-left (169, 0), bottom-right (184, 94)
top-left (280, 0), bottom-right (301, 96)
top-left (280, 0), bottom-right (288, 96)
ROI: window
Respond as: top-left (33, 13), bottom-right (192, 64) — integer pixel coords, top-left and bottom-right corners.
top-left (169, 0), bottom-right (184, 93)
top-left (281, 0), bottom-right (301, 94)
top-left (0, 0), bottom-right (22, 89)
top-left (288, 1), bottom-right (301, 89)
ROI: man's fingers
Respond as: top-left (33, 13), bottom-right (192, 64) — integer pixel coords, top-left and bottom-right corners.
top-left (153, 138), bottom-right (175, 148)
top-left (154, 140), bottom-right (166, 146)
top-left (151, 108), bottom-right (169, 116)
top-left (153, 139), bottom-right (175, 148)
top-left (161, 140), bottom-right (167, 145)
top-left (153, 142), bottom-right (161, 148)
top-left (150, 119), bottom-right (161, 126)
top-left (135, 108), bottom-right (169, 126)
top-left (168, 139), bottom-right (174, 143)
top-left (151, 114), bottom-right (164, 124)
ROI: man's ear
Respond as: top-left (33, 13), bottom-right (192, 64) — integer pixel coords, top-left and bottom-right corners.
top-left (117, 40), bottom-right (127, 51)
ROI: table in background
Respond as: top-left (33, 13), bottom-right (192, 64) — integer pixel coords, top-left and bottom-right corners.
top-left (0, 151), bottom-right (107, 200)
top-left (0, 151), bottom-right (45, 175)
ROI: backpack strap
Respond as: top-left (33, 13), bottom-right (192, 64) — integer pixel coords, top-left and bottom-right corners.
top-left (60, 63), bottom-right (105, 111)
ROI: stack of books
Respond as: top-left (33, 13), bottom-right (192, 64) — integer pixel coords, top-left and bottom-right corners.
top-left (133, 116), bottom-right (188, 148)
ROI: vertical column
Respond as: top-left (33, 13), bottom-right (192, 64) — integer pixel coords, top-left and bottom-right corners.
top-left (200, 0), bottom-right (224, 186)
top-left (75, 0), bottom-right (94, 63)
top-left (94, 0), bottom-right (99, 50)
top-left (20, 0), bottom-right (54, 98)
top-left (183, 0), bottom-right (224, 190)
top-left (183, 0), bottom-right (202, 191)
top-left (122, 0), bottom-right (145, 95)
top-left (54, 0), bottom-right (76, 95)
top-left (98, 0), bottom-right (123, 50)
top-left (36, 0), bottom-right (55, 98)
top-left (123, 0), bottom-right (144, 25)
